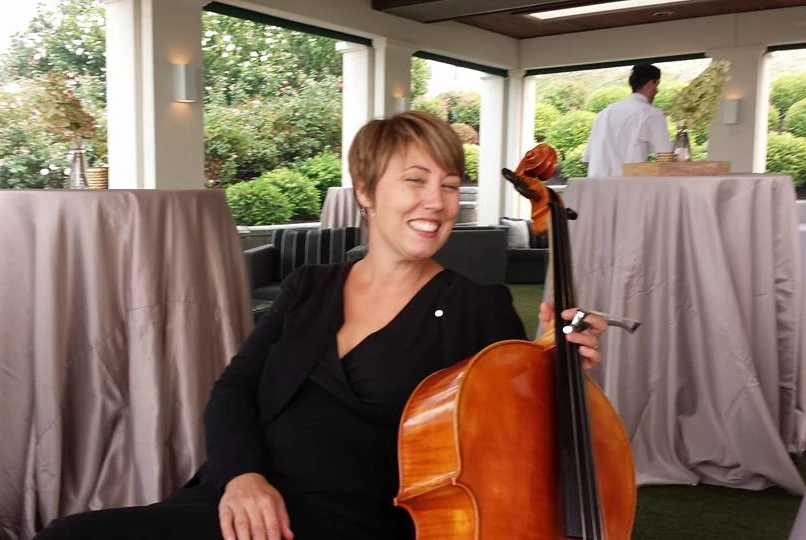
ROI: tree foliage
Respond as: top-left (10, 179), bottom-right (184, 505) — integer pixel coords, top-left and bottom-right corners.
top-left (450, 93), bottom-right (480, 131)
top-left (584, 86), bottom-right (630, 113)
top-left (654, 80), bottom-right (686, 112)
top-left (539, 81), bottom-right (586, 114)
top-left (559, 144), bottom-right (588, 179)
top-left (410, 57), bottom-right (431, 99)
top-left (293, 151), bottom-right (343, 201)
top-left (769, 105), bottom-right (781, 132)
top-left (451, 123), bottom-right (478, 144)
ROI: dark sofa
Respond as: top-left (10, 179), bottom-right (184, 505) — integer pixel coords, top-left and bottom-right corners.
top-left (244, 227), bottom-right (361, 301)
top-left (346, 225), bottom-right (509, 285)
top-left (499, 217), bottom-right (549, 284)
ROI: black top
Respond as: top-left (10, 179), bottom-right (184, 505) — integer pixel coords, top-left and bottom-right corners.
top-left (262, 271), bottom-right (449, 538)
top-left (196, 262), bottom-right (528, 539)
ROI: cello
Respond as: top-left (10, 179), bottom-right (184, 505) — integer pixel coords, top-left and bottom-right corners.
top-left (395, 144), bottom-right (636, 539)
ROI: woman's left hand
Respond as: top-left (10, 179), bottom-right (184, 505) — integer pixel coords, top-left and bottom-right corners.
top-left (539, 303), bottom-right (606, 370)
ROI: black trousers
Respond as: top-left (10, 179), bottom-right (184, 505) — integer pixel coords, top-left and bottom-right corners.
top-left (34, 486), bottom-right (223, 540)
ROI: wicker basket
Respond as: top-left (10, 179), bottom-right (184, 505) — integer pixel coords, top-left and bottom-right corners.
top-left (86, 167), bottom-right (109, 189)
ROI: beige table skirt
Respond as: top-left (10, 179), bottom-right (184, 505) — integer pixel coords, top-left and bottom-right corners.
top-left (562, 174), bottom-right (806, 494)
top-left (0, 190), bottom-right (252, 540)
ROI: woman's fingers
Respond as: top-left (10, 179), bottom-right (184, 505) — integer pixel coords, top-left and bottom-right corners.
top-left (273, 494), bottom-right (294, 539)
top-left (232, 505), bottom-right (254, 540)
top-left (219, 505), bottom-right (236, 540)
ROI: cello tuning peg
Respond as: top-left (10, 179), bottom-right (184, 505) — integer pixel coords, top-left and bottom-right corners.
top-left (565, 208), bottom-right (578, 220)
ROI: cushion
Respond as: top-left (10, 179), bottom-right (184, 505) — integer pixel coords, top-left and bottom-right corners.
top-left (274, 227), bottom-right (361, 280)
top-left (499, 217), bottom-right (530, 249)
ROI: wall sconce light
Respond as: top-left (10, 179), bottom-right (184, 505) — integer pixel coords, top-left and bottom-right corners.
top-left (393, 96), bottom-right (409, 114)
top-left (722, 97), bottom-right (740, 125)
top-left (173, 63), bottom-right (198, 103)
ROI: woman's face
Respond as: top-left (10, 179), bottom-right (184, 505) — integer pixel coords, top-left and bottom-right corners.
top-left (356, 144), bottom-right (461, 262)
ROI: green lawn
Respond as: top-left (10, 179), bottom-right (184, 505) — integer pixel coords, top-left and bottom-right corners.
top-left (506, 284), bottom-right (803, 539)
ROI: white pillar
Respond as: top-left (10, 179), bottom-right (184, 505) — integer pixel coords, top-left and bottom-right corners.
top-left (706, 46), bottom-right (768, 173)
top-left (478, 74), bottom-right (507, 226)
top-left (503, 69), bottom-right (532, 219)
top-left (105, 0), bottom-right (206, 189)
top-left (373, 38), bottom-right (413, 119)
top-left (336, 41), bottom-right (373, 187)
top-left (517, 75), bottom-right (538, 219)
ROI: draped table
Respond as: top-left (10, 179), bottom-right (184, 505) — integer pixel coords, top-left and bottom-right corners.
top-left (0, 190), bottom-right (253, 540)
top-left (319, 186), bottom-right (361, 229)
top-left (562, 174), bottom-right (806, 494)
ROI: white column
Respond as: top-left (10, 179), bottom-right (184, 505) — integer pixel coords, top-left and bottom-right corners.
top-left (372, 38), bottom-right (413, 119)
top-left (517, 75), bottom-right (538, 219)
top-left (503, 69), bottom-right (531, 219)
top-left (706, 46), bottom-right (768, 173)
top-left (336, 41), bottom-right (373, 187)
top-left (478, 74), bottom-right (507, 226)
top-left (105, 0), bottom-right (206, 189)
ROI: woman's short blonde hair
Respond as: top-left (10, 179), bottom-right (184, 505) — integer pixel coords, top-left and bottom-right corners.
top-left (348, 110), bottom-right (465, 202)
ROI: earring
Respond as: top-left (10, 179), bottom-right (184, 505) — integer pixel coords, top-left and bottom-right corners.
top-left (360, 207), bottom-right (367, 217)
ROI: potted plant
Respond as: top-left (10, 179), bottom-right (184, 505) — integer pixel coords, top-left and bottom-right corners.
top-left (666, 59), bottom-right (732, 161)
top-left (37, 72), bottom-right (105, 188)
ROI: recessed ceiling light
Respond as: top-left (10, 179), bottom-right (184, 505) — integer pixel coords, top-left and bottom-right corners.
top-left (529, 0), bottom-right (690, 20)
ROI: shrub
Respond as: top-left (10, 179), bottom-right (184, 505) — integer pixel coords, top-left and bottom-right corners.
top-left (771, 73), bottom-right (806, 116)
top-left (463, 144), bottom-right (479, 183)
top-left (225, 179), bottom-right (293, 226)
top-left (293, 151), bottom-right (342, 202)
top-left (539, 80), bottom-right (586, 113)
top-left (584, 86), bottom-right (630, 113)
top-left (205, 104), bottom-right (252, 187)
top-left (255, 168), bottom-right (321, 221)
top-left (451, 123), bottom-right (478, 144)
top-left (0, 85), bottom-right (68, 189)
top-left (411, 96), bottom-right (448, 121)
top-left (451, 93), bottom-right (480, 131)
top-left (769, 106), bottom-right (781, 132)
top-left (545, 110), bottom-right (596, 159)
top-left (766, 133), bottom-right (806, 188)
top-left (534, 102), bottom-right (561, 143)
top-left (559, 144), bottom-right (588, 179)
top-left (690, 140), bottom-right (708, 161)
top-left (654, 80), bottom-right (686, 113)
top-left (235, 75), bottom-right (342, 180)
top-left (785, 98), bottom-right (806, 137)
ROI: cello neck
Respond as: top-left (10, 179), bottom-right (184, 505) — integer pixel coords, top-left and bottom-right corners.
top-left (548, 188), bottom-right (604, 539)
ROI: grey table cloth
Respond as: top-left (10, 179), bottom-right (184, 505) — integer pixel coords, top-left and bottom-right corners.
top-left (562, 174), bottom-right (806, 494)
top-left (319, 186), bottom-right (361, 229)
top-left (0, 190), bottom-right (252, 540)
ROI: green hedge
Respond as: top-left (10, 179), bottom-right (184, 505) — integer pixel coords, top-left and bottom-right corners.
top-left (411, 96), bottom-right (448, 121)
top-left (534, 102), bottom-right (561, 143)
top-left (451, 94), bottom-right (480, 132)
top-left (226, 179), bottom-right (293, 226)
top-left (766, 133), bottom-right (806, 187)
top-left (769, 106), bottom-right (781, 132)
top-left (784, 98), bottom-right (806, 137)
top-left (559, 144), bottom-right (588, 179)
top-left (255, 168), bottom-right (321, 221)
top-left (771, 73), bottom-right (806, 116)
top-left (539, 80), bottom-right (586, 113)
top-left (463, 144), bottom-right (479, 183)
top-left (546, 110), bottom-right (596, 159)
top-left (293, 151), bottom-right (342, 202)
top-left (451, 123), bottom-right (478, 144)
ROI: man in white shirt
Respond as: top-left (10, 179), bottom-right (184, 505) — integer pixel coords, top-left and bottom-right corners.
top-left (583, 64), bottom-right (672, 177)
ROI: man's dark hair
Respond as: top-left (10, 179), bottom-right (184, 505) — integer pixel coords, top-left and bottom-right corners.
top-left (629, 64), bottom-right (661, 92)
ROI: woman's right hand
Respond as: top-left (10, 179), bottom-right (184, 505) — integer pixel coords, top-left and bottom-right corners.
top-left (219, 473), bottom-right (294, 540)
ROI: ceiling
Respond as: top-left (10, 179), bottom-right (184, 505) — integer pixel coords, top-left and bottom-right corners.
top-left (372, 0), bottom-right (806, 39)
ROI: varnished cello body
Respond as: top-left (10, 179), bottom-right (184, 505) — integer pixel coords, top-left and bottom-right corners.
top-left (395, 145), bottom-right (636, 539)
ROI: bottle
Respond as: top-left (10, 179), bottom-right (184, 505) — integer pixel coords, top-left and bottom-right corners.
top-left (673, 126), bottom-right (691, 162)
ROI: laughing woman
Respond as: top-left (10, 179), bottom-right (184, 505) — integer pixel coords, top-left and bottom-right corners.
top-left (36, 111), bottom-right (606, 540)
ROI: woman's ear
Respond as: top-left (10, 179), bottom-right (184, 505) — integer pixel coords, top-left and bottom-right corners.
top-left (354, 179), bottom-right (372, 210)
